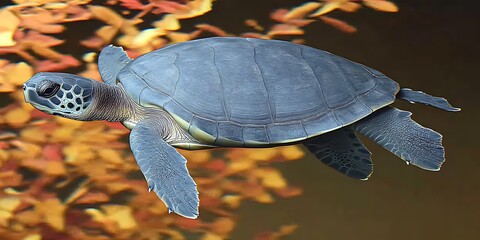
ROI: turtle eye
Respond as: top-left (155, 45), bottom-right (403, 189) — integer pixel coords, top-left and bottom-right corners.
top-left (37, 80), bottom-right (60, 98)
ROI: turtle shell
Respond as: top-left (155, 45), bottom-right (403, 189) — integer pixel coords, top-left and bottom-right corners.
top-left (117, 37), bottom-right (399, 147)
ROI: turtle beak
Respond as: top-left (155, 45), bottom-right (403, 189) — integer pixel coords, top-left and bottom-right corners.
top-left (22, 82), bottom-right (56, 113)
top-left (23, 83), bottom-right (33, 103)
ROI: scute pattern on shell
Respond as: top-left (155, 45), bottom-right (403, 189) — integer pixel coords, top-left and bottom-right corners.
top-left (118, 37), bottom-right (399, 146)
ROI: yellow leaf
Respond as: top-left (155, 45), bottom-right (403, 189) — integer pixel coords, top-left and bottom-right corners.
top-left (43, 3), bottom-right (68, 9)
top-left (87, 205), bottom-right (137, 230)
top-left (0, 149), bottom-right (8, 162)
top-left (0, 9), bottom-right (20, 47)
top-left (210, 217), bottom-right (236, 235)
top-left (228, 158), bottom-right (254, 172)
top-left (174, 0), bottom-right (212, 19)
top-left (309, 1), bottom-right (341, 17)
top-left (88, 5), bottom-right (125, 28)
top-left (96, 25), bottom-right (118, 42)
top-left (0, 197), bottom-right (21, 227)
top-left (280, 146), bottom-right (304, 160)
top-left (5, 108), bottom-right (31, 125)
top-left (4, 62), bottom-right (33, 86)
top-left (98, 148), bottom-right (123, 165)
top-left (339, 2), bottom-right (361, 12)
top-left (132, 28), bottom-right (164, 48)
top-left (256, 169), bottom-right (287, 189)
top-left (0, 196), bottom-right (21, 212)
top-left (364, 0), bottom-right (398, 12)
top-left (201, 232), bottom-right (223, 240)
top-left (21, 127), bottom-right (47, 143)
top-left (34, 198), bottom-right (66, 231)
top-left (104, 205), bottom-right (137, 230)
top-left (278, 224), bottom-right (299, 236)
top-left (51, 127), bottom-right (75, 143)
top-left (254, 192), bottom-right (274, 203)
top-left (82, 52), bottom-right (97, 63)
top-left (15, 210), bottom-right (41, 226)
top-left (154, 14), bottom-right (181, 31)
top-left (46, 161), bottom-right (66, 175)
top-left (55, 117), bottom-right (83, 128)
top-left (167, 31), bottom-right (192, 43)
top-left (179, 149), bottom-right (211, 164)
top-left (221, 195), bottom-right (242, 208)
top-left (268, 24), bottom-right (304, 37)
top-left (63, 144), bottom-right (95, 163)
top-left (247, 148), bottom-right (277, 161)
top-left (22, 234), bottom-right (42, 240)
top-left (285, 2), bottom-right (322, 21)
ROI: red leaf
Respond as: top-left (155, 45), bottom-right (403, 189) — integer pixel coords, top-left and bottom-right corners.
top-left (270, 9), bottom-right (289, 22)
top-left (204, 159), bottom-right (227, 172)
top-left (119, 0), bottom-right (145, 10)
top-left (319, 16), bottom-right (357, 33)
top-left (173, 217), bottom-right (204, 230)
top-left (196, 24), bottom-right (229, 36)
top-left (24, 31), bottom-right (64, 47)
top-left (42, 144), bottom-right (63, 161)
top-left (80, 36), bottom-right (105, 49)
top-left (152, 1), bottom-right (189, 14)
top-left (35, 55), bottom-right (81, 72)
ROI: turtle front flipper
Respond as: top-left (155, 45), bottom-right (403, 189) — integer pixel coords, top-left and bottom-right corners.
top-left (397, 88), bottom-right (460, 112)
top-left (352, 107), bottom-right (445, 171)
top-left (98, 45), bottom-right (132, 85)
top-left (303, 127), bottom-right (373, 180)
top-left (130, 118), bottom-right (199, 219)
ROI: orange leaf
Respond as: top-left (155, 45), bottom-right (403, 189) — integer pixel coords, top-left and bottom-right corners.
top-left (309, 1), bottom-right (341, 17)
top-left (319, 16), bottom-right (357, 33)
top-left (210, 217), bottom-right (235, 235)
top-left (268, 24), bottom-right (304, 36)
top-left (241, 32), bottom-right (267, 39)
top-left (270, 9), bottom-right (288, 22)
top-left (173, 217), bottom-right (203, 230)
top-left (339, 2), bottom-right (362, 12)
top-left (364, 0), bottom-right (398, 12)
top-left (284, 2), bottom-right (322, 21)
top-left (273, 186), bottom-right (303, 198)
top-left (5, 107), bottom-right (31, 125)
top-left (88, 5), bottom-right (125, 28)
top-left (43, 144), bottom-right (63, 161)
top-left (75, 192), bottom-right (110, 204)
top-left (0, 9), bottom-right (20, 47)
top-left (196, 24), bottom-right (229, 36)
top-left (173, 0), bottom-right (212, 19)
top-left (279, 146), bottom-right (304, 160)
top-left (244, 19), bottom-right (264, 31)
top-left (34, 198), bottom-right (66, 231)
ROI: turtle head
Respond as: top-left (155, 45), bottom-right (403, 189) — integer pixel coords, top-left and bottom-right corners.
top-left (23, 72), bottom-right (94, 120)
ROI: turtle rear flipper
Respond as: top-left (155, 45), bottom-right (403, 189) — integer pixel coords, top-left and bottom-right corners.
top-left (352, 107), bottom-right (445, 171)
top-left (397, 88), bottom-right (460, 112)
top-left (303, 127), bottom-right (373, 180)
top-left (130, 118), bottom-right (199, 219)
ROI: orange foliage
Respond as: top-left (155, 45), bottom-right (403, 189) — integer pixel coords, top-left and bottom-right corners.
top-left (0, 0), bottom-right (398, 239)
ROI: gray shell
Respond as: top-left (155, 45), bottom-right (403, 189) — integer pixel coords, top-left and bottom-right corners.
top-left (118, 37), bottom-right (399, 146)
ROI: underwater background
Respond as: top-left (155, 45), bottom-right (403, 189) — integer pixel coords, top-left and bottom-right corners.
top-left (0, 0), bottom-right (478, 239)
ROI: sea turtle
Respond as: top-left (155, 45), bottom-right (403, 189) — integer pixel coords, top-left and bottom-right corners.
top-left (22, 37), bottom-right (459, 219)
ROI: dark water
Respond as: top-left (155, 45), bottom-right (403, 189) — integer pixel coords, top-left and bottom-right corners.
top-left (215, 1), bottom-right (479, 240)
top-left (2, 0), bottom-right (479, 239)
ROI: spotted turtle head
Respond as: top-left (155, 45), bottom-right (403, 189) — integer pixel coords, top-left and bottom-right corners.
top-left (23, 72), bottom-right (94, 119)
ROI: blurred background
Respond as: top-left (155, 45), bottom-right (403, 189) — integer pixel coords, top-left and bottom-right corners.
top-left (0, 0), bottom-right (479, 239)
